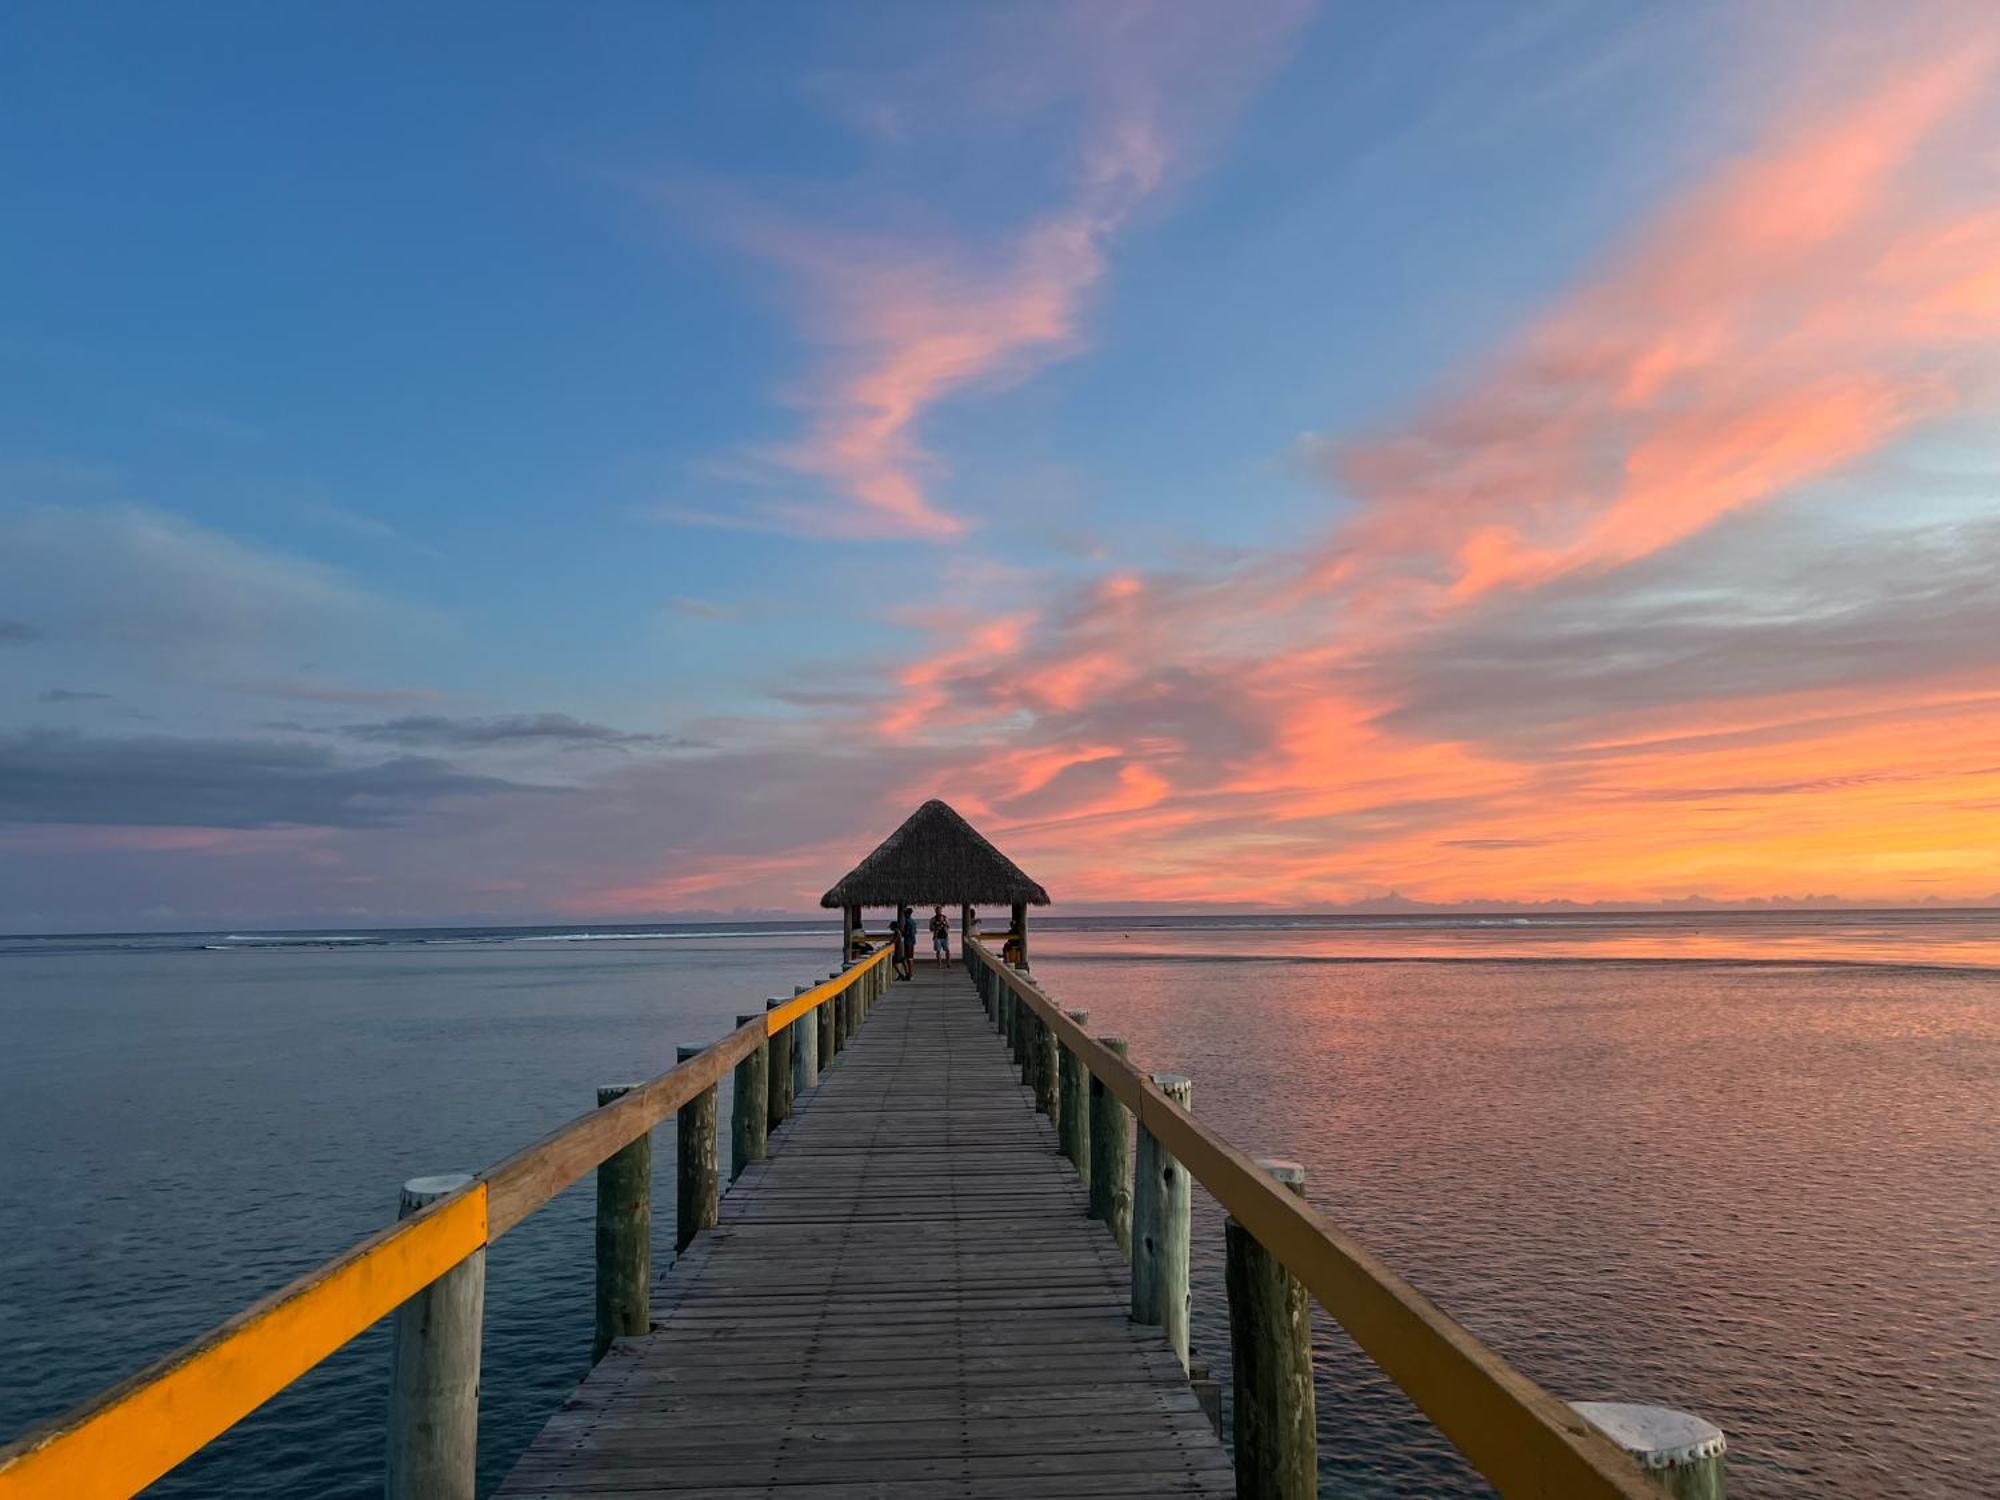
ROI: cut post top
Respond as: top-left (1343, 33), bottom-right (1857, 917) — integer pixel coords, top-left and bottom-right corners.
top-left (1570, 1403), bottom-right (1726, 1469)
top-left (1150, 1072), bottom-right (1192, 1105)
top-left (596, 1083), bottom-right (640, 1106)
top-left (677, 1043), bottom-right (705, 1062)
top-left (399, 1173), bottom-right (473, 1212)
top-left (1256, 1157), bottom-right (1307, 1196)
top-left (1066, 1008), bottom-right (1089, 1023)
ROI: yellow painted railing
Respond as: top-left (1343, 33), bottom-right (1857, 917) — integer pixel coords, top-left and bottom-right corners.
top-left (0, 943), bottom-right (894, 1500)
top-left (966, 937), bottom-right (1661, 1500)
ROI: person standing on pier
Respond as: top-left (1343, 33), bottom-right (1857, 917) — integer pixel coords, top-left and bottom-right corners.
top-left (894, 905), bottom-right (916, 980)
top-left (930, 906), bottom-right (950, 965)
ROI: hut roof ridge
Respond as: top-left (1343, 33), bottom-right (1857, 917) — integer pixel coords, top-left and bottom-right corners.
top-left (820, 799), bottom-right (1050, 909)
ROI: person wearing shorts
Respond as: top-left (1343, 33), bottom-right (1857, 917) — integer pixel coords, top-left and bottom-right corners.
top-left (930, 906), bottom-right (950, 964)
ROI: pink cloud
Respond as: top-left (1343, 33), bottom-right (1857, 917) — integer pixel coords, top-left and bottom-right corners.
top-left (1323, 41), bottom-right (2000, 603)
top-left (695, 3), bottom-right (1311, 538)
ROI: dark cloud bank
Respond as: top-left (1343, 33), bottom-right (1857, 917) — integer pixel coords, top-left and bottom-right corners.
top-left (0, 731), bottom-right (524, 829)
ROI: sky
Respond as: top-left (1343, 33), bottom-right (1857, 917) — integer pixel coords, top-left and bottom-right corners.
top-left (4, 1), bottom-right (2000, 931)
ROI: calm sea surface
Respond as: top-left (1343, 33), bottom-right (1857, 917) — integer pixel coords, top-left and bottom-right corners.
top-left (1, 912), bottom-right (1995, 1496)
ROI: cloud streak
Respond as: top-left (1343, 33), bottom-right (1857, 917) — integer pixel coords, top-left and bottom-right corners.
top-left (686, 2), bottom-right (1309, 538)
top-left (339, 713), bottom-right (701, 753)
top-left (1319, 40), bottom-right (2000, 607)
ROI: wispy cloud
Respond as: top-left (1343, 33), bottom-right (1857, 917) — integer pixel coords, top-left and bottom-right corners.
top-left (338, 713), bottom-right (702, 753)
top-left (1317, 41), bottom-right (2000, 607)
top-left (0, 504), bottom-right (424, 652)
top-left (671, 2), bottom-right (1310, 539)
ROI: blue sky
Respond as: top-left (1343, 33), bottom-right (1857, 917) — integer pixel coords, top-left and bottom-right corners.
top-left (5, 2), bottom-right (1999, 929)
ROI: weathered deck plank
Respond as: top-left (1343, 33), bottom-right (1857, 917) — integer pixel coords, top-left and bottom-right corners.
top-left (495, 960), bottom-right (1231, 1499)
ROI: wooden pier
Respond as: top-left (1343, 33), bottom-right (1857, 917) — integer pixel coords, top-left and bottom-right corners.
top-left (498, 960), bottom-right (1232, 1498)
top-left (0, 801), bottom-right (1726, 1500)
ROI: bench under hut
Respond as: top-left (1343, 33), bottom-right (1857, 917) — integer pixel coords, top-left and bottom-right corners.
top-left (821, 798), bottom-right (1051, 965)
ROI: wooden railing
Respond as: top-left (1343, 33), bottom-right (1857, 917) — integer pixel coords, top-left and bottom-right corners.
top-left (0, 943), bottom-right (894, 1500)
top-left (964, 936), bottom-right (1719, 1500)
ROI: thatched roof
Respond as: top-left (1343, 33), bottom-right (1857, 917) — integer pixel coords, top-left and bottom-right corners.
top-left (820, 799), bottom-right (1050, 909)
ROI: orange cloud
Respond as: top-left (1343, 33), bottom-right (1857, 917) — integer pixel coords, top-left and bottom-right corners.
top-left (1327, 40), bottom-right (1998, 605)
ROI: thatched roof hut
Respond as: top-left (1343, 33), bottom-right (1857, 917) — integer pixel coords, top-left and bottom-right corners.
top-left (820, 799), bottom-right (1050, 910)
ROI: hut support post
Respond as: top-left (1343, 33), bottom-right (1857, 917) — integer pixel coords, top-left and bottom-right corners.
top-left (1226, 1158), bottom-right (1315, 1500)
top-left (731, 1015), bottom-right (769, 1181)
top-left (1088, 1037), bottom-right (1133, 1256)
top-left (675, 1045), bottom-right (720, 1253)
top-left (1132, 1073), bottom-right (1192, 1370)
top-left (592, 1085), bottom-right (650, 1363)
top-left (1058, 1009), bottom-right (1091, 1186)
top-left (843, 903), bottom-right (861, 964)
top-left (1010, 899), bottom-right (1028, 967)
top-left (387, 1173), bottom-right (483, 1500)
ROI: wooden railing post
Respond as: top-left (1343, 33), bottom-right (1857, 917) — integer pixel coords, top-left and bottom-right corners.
top-left (676, 1044), bottom-right (719, 1253)
top-left (1132, 1072), bottom-right (1192, 1371)
top-left (830, 971), bottom-right (848, 1054)
top-left (765, 998), bottom-right (793, 1129)
top-left (1226, 1157), bottom-right (1315, 1500)
top-left (592, 1086), bottom-right (650, 1362)
top-left (1058, 1008), bottom-right (1091, 1186)
top-left (731, 1014), bottom-right (768, 1181)
top-left (1573, 1404), bottom-right (1727, 1500)
top-left (1088, 1037), bottom-right (1133, 1255)
top-left (1033, 1011), bottom-right (1058, 1120)
top-left (386, 1173), bottom-right (483, 1500)
top-left (792, 984), bottom-right (819, 1095)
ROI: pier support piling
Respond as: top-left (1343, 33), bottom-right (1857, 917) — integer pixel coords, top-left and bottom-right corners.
top-left (1226, 1158), bottom-right (1315, 1500)
top-left (592, 1086), bottom-right (651, 1362)
top-left (1133, 1072), bottom-right (1192, 1370)
top-left (676, 1045), bottom-right (719, 1253)
top-left (387, 1173), bottom-right (483, 1500)
top-left (1088, 1037), bottom-right (1133, 1255)
top-left (1573, 1403), bottom-right (1727, 1500)
top-left (731, 1015), bottom-right (768, 1181)
top-left (1058, 1009), bottom-right (1091, 1185)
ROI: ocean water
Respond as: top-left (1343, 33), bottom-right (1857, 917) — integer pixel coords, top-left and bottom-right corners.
top-left (1, 912), bottom-right (1994, 1496)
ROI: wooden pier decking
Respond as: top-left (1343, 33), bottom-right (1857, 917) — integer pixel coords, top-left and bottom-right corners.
top-left (495, 960), bottom-right (1234, 1499)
